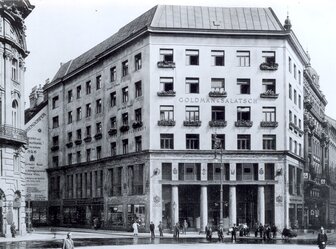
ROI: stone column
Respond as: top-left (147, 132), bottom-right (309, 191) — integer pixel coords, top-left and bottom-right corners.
top-left (171, 185), bottom-right (179, 227)
top-left (258, 186), bottom-right (265, 225)
top-left (200, 186), bottom-right (208, 232)
top-left (92, 171), bottom-right (97, 198)
top-left (73, 174), bottom-right (77, 199)
top-left (229, 186), bottom-right (236, 226)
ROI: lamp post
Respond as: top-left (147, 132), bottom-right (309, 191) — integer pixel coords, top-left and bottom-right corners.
top-left (214, 134), bottom-right (224, 227)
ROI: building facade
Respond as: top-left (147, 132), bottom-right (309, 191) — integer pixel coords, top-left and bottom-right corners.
top-left (45, 6), bottom-right (310, 231)
top-left (303, 66), bottom-right (329, 229)
top-left (0, 0), bottom-right (34, 237)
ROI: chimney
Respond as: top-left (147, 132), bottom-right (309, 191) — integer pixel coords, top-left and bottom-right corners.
top-left (29, 85), bottom-right (44, 108)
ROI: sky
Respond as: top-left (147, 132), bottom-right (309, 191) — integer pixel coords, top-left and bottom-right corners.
top-left (23, 0), bottom-right (336, 118)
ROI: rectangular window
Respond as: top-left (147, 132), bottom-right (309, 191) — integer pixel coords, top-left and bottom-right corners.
top-left (86, 125), bottom-right (91, 137)
top-left (122, 87), bottom-right (128, 103)
top-left (96, 99), bottom-right (102, 113)
top-left (86, 103), bottom-right (91, 117)
top-left (237, 78), bottom-right (250, 94)
top-left (160, 134), bottom-right (174, 149)
top-left (76, 85), bottom-right (81, 99)
top-left (135, 81), bottom-right (142, 98)
top-left (211, 50), bottom-right (225, 66)
top-left (211, 134), bottom-right (225, 149)
top-left (67, 132), bottom-right (72, 142)
top-left (294, 89), bottom-right (297, 104)
top-left (185, 106), bottom-right (199, 121)
top-left (134, 53), bottom-right (142, 71)
top-left (135, 136), bottom-right (142, 152)
top-left (289, 57), bottom-right (292, 73)
top-left (110, 66), bottom-right (116, 82)
top-left (289, 137), bottom-right (293, 151)
top-left (97, 146), bottom-right (102, 160)
top-left (289, 165), bottom-right (295, 195)
top-left (52, 136), bottom-right (59, 146)
top-left (111, 168), bottom-right (122, 196)
top-left (76, 107), bottom-right (82, 121)
top-left (68, 153), bottom-right (72, 165)
top-left (86, 81), bottom-right (91, 94)
top-left (262, 51), bottom-right (276, 64)
top-left (162, 163), bottom-right (172, 180)
top-left (122, 139), bottom-right (128, 154)
top-left (263, 135), bottom-right (276, 150)
top-left (110, 92), bottom-right (116, 107)
top-left (160, 77), bottom-right (174, 91)
top-left (237, 106), bottom-right (251, 121)
top-left (289, 110), bottom-right (292, 122)
top-left (134, 108), bottom-right (142, 122)
top-left (298, 95), bottom-right (302, 109)
top-left (122, 60), bottom-right (128, 77)
top-left (68, 90), bottom-right (73, 103)
top-left (67, 111), bottom-right (73, 124)
top-left (186, 49), bottom-right (199, 65)
top-left (237, 134), bottom-right (251, 150)
top-left (122, 113), bottom-right (128, 126)
top-left (160, 105), bottom-right (174, 121)
top-left (294, 64), bottom-right (297, 79)
top-left (186, 134), bottom-right (199, 149)
top-left (96, 75), bottom-right (102, 90)
top-left (110, 116), bottom-right (116, 128)
top-left (96, 122), bottom-right (102, 134)
top-left (289, 84), bottom-right (292, 99)
top-left (185, 78), bottom-right (199, 94)
top-left (52, 116), bottom-right (59, 128)
top-left (297, 168), bottom-right (302, 195)
top-left (262, 79), bottom-right (276, 93)
top-left (160, 48), bottom-right (174, 62)
top-left (11, 59), bottom-right (18, 81)
top-left (76, 129), bottom-right (82, 140)
top-left (86, 149), bottom-right (91, 162)
top-left (262, 107), bottom-right (276, 122)
top-left (110, 142), bottom-right (116, 156)
top-left (298, 70), bottom-right (301, 84)
top-left (52, 156), bottom-right (59, 167)
top-left (76, 151), bottom-right (81, 163)
top-left (52, 96), bottom-right (59, 109)
top-left (237, 51), bottom-right (250, 67)
top-left (211, 78), bottom-right (225, 92)
top-left (211, 106), bottom-right (225, 121)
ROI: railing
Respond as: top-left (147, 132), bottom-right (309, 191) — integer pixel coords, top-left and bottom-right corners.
top-left (0, 125), bottom-right (27, 144)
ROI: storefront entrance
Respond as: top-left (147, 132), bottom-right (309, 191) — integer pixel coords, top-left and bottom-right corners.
top-left (236, 185), bottom-right (257, 228)
top-left (178, 185), bottom-right (200, 229)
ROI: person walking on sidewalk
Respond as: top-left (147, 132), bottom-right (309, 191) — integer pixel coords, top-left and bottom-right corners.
top-left (182, 219), bottom-right (188, 235)
top-left (230, 224), bottom-right (237, 242)
top-left (317, 227), bottom-right (328, 249)
top-left (158, 221), bottom-right (163, 237)
top-left (10, 223), bottom-right (16, 238)
top-left (132, 220), bottom-right (140, 236)
top-left (150, 221), bottom-right (155, 239)
top-left (174, 222), bottom-right (180, 239)
top-left (62, 232), bottom-right (74, 249)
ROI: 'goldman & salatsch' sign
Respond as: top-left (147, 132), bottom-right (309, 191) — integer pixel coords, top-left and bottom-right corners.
top-left (178, 97), bottom-right (258, 104)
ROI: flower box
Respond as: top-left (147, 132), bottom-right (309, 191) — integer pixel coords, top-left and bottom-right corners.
top-left (74, 139), bottom-right (82, 145)
top-left (108, 128), bottom-right (117, 136)
top-left (260, 121), bottom-right (278, 128)
top-left (209, 120), bottom-right (227, 127)
top-left (235, 120), bottom-right (253, 127)
top-left (66, 142), bottom-right (73, 148)
top-left (260, 90), bottom-right (279, 99)
top-left (158, 120), bottom-right (176, 126)
top-left (157, 90), bottom-right (176, 97)
top-left (84, 136), bottom-right (92, 143)
top-left (94, 133), bottom-right (102, 140)
top-left (208, 91), bottom-right (227, 98)
top-left (132, 121), bottom-right (143, 129)
top-left (120, 125), bottom-right (129, 133)
top-left (157, 61), bottom-right (176, 68)
top-left (183, 120), bottom-right (201, 127)
top-left (51, 145), bottom-right (59, 152)
top-left (260, 62), bottom-right (278, 71)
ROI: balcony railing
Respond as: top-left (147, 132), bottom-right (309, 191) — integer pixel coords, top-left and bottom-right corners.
top-left (108, 128), bottom-right (117, 136)
top-left (260, 90), bottom-right (279, 99)
top-left (157, 61), bottom-right (176, 68)
top-left (259, 62), bottom-right (278, 71)
top-left (183, 120), bottom-right (201, 127)
top-left (0, 125), bottom-right (27, 145)
top-left (158, 120), bottom-right (176, 126)
top-left (132, 121), bottom-right (143, 129)
top-left (260, 121), bottom-right (278, 128)
top-left (209, 120), bottom-right (227, 127)
top-left (157, 90), bottom-right (176, 97)
top-left (235, 120), bottom-right (253, 127)
top-left (208, 91), bottom-right (227, 98)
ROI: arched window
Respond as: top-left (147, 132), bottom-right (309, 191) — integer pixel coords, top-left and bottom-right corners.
top-left (12, 100), bottom-right (18, 128)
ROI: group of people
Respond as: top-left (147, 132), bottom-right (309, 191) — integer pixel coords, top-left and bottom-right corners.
top-left (254, 223), bottom-right (277, 239)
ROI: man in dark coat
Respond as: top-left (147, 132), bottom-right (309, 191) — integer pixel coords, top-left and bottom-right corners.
top-left (150, 221), bottom-right (155, 239)
top-left (317, 227), bottom-right (328, 249)
top-left (231, 224), bottom-right (237, 242)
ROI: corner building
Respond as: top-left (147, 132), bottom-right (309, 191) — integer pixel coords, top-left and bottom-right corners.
top-left (45, 6), bottom-right (309, 231)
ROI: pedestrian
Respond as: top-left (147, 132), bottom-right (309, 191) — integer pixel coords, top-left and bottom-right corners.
top-left (182, 219), bottom-right (188, 235)
top-left (10, 223), bottom-right (16, 238)
top-left (317, 227), bottom-right (328, 249)
top-left (132, 220), bottom-right (140, 236)
top-left (259, 223), bottom-right (264, 238)
top-left (158, 221), bottom-right (163, 237)
top-left (231, 224), bottom-right (237, 242)
top-left (62, 232), bottom-right (74, 249)
top-left (174, 222), bottom-right (180, 239)
top-left (217, 225), bottom-right (224, 242)
top-left (93, 217), bottom-right (98, 230)
top-left (149, 221), bottom-right (155, 239)
top-left (205, 223), bottom-right (212, 241)
top-left (271, 223), bottom-right (277, 238)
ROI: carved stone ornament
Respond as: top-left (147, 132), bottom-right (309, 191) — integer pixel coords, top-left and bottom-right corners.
top-left (173, 168), bottom-right (177, 175)
top-left (230, 169), bottom-right (235, 175)
top-left (4, 50), bottom-right (14, 61)
top-left (202, 168), bottom-right (206, 175)
top-left (153, 195), bottom-right (160, 203)
top-left (259, 168), bottom-right (264, 175)
top-left (276, 195), bottom-right (283, 203)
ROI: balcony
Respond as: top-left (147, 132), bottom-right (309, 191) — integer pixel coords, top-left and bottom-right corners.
top-left (51, 145), bottom-right (59, 152)
top-left (158, 120), bottom-right (176, 127)
top-left (304, 97), bottom-right (313, 110)
top-left (120, 125), bottom-right (129, 133)
top-left (94, 133), bottom-right (102, 140)
top-left (208, 91), bottom-right (227, 98)
top-left (259, 62), bottom-right (278, 71)
top-left (260, 90), bottom-right (279, 99)
top-left (66, 142), bottom-right (73, 148)
top-left (209, 120), bottom-right (227, 127)
top-left (0, 125), bottom-right (27, 146)
top-left (157, 90), bottom-right (176, 97)
top-left (74, 139), bottom-right (82, 145)
top-left (289, 122), bottom-right (304, 135)
top-left (84, 136), bottom-right (92, 143)
top-left (157, 61), bottom-right (175, 68)
top-left (132, 121), bottom-right (143, 129)
top-left (183, 120), bottom-right (201, 127)
top-left (108, 128), bottom-right (117, 136)
top-left (260, 121), bottom-right (278, 128)
top-left (235, 120), bottom-right (253, 127)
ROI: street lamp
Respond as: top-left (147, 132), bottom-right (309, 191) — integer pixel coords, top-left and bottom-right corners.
top-left (214, 134), bottom-right (224, 227)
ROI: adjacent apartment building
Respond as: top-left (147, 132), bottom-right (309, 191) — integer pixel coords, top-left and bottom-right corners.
top-left (44, 5), bottom-right (310, 231)
top-left (0, 0), bottom-right (34, 236)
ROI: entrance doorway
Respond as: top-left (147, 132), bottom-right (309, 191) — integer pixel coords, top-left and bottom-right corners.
top-left (236, 185), bottom-right (257, 228)
top-left (178, 186), bottom-right (200, 229)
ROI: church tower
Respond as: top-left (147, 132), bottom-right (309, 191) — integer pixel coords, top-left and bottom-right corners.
top-left (0, 0), bottom-right (34, 237)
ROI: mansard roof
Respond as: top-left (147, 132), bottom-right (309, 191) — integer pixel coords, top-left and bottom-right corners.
top-left (48, 5), bottom-right (287, 87)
